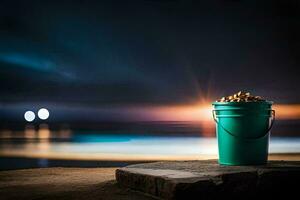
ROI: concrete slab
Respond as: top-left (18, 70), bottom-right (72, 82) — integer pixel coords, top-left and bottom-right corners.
top-left (116, 160), bottom-right (300, 199)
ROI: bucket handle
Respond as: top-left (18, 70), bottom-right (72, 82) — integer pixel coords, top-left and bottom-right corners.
top-left (212, 110), bottom-right (275, 140)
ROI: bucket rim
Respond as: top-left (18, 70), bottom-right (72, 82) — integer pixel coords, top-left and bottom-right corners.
top-left (212, 100), bottom-right (273, 106)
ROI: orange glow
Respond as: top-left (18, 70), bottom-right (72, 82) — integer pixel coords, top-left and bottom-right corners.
top-left (274, 104), bottom-right (300, 120)
top-left (37, 124), bottom-right (50, 139)
top-left (24, 125), bottom-right (36, 139)
top-left (136, 104), bottom-right (300, 121)
top-left (134, 103), bottom-right (214, 122)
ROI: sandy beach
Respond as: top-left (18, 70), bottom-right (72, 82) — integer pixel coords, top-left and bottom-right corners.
top-left (0, 167), bottom-right (154, 200)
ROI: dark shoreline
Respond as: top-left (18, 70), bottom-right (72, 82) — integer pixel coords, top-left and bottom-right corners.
top-left (0, 156), bottom-right (152, 171)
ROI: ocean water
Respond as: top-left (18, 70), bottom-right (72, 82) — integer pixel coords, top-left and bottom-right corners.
top-left (0, 120), bottom-right (299, 170)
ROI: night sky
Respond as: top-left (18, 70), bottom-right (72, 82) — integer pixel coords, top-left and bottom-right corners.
top-left (1, 0), bottom-right (300, 110)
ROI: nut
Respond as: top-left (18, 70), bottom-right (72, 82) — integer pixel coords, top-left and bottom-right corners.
top-left (216, 91), bottom-right (266, 103)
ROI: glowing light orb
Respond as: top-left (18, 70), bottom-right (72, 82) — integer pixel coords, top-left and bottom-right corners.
top-left (38, 108), bottom-right (49, 120)
top-left (24, 111), bottom-right (35, 122)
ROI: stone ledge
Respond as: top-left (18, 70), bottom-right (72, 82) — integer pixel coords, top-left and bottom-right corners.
top-left (116, 160), bottom-right (300, 199)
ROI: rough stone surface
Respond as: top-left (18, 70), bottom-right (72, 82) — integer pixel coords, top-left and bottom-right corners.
top-left (116, 160), bottom-right (300, 199)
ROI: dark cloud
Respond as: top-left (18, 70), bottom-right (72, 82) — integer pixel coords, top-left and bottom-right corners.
top-left (0, 0), bottom-right (300, 105)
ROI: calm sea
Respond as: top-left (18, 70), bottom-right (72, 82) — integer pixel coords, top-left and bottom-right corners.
top-left (0, 120), bottom-right (299, 170)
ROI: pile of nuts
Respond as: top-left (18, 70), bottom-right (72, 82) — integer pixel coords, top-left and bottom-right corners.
top-left (216, 91), bottom-right (265, 102)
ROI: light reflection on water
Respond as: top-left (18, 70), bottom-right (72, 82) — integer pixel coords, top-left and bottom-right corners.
top-left (0, 128), bottom-right (300, 161)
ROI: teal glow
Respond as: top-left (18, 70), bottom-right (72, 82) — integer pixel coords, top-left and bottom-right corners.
top-left (0, 53), bottom-right (54, 71)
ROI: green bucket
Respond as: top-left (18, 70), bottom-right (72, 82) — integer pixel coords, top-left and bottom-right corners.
top-left (212, 101), bottom-right (275, 165)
